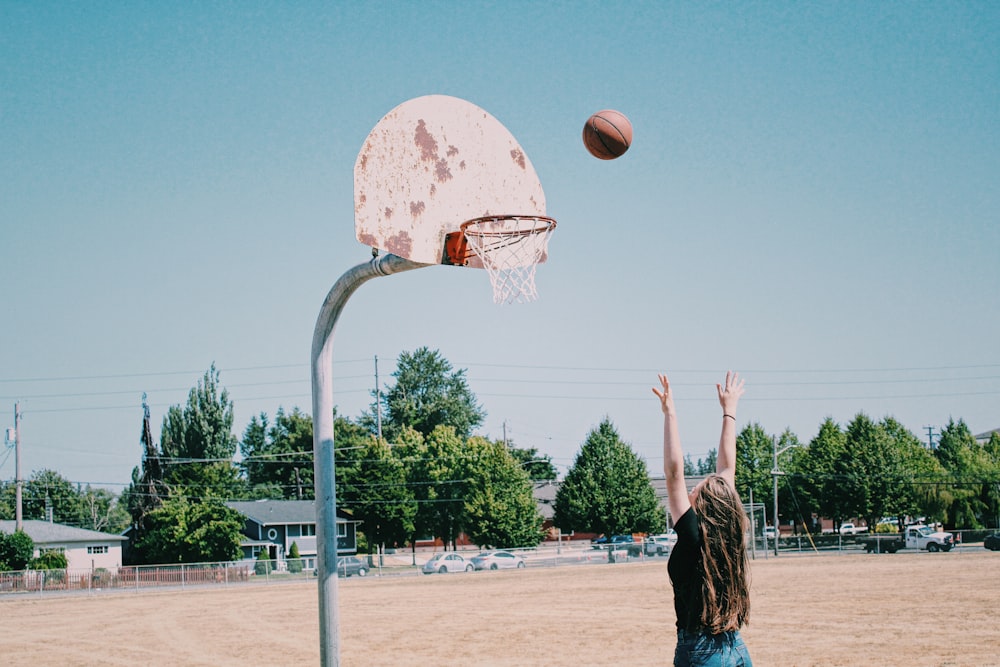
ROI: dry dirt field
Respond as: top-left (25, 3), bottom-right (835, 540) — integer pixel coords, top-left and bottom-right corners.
top-left (2, 550), bottom-right (997, 666)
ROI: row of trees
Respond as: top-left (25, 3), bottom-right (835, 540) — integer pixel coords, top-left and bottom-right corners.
top-left (683, 415), bottom-right (1000, 534)
top-left (2, 349), bottom-right (998, 567)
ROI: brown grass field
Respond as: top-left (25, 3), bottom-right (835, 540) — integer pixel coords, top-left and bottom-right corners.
top-left (1, 550), bottom-right (997, 666)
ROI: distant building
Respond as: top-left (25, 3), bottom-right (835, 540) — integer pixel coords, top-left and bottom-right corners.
top-left (0, 520), bottom-right (126, 571)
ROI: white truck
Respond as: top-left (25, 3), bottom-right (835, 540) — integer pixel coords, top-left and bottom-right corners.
top-left (857, 524), bottom-right (954, 553)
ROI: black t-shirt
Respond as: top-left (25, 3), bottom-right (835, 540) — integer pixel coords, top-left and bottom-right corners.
top-left (667, 506), bottom-right (703, 631)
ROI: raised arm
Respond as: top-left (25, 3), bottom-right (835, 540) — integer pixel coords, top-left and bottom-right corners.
top-left (715, 371), bottom-right (745, 486)
top-left (652, 373), bottom-right (691, 521)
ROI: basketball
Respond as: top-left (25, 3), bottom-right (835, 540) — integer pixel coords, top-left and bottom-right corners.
top-left (582, 109), bottom-right (632, 160)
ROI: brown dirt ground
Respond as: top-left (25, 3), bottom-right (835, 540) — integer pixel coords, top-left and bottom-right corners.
top-left (1, 550), bottom-right (997, 666)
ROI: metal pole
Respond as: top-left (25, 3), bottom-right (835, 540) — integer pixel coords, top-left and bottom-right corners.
top-left (15, 402), bottom-right (22, 531)
top-left (772, 436), bottom-right (779, 557)
top-left (312, 254), bottom-right (427, 667)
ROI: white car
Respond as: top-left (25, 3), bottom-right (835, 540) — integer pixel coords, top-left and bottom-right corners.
top-left (763, 526), bottom-right (777, 539)
top-left (470, 550), bottom-right (526, 571)
top-left (421, 552), bottom-right (474, 575)
top-left (644, 531), bottom-right (678, 555)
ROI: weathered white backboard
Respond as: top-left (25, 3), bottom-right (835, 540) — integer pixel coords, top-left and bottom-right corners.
top-left (354, 95), bottom-right (547, 265)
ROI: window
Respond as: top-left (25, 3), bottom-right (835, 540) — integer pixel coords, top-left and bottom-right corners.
top-left (40, 547), bottom-right (65, 555)
top-left (300, 524), bottom-right (316, 536)
top-left (337, 523), bottom-right (347, 538)
top-left (87, 545), bottom-right (109, 555)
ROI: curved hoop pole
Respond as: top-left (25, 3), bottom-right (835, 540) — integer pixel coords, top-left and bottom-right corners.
top-left (311, 253), bottom-right (428, 667)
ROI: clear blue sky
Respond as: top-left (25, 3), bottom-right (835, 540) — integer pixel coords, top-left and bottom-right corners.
top-left (2, 2), bottom-right (998, 492)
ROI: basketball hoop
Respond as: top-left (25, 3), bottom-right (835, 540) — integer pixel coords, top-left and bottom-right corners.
top-left (452, 215), bottom-right (556, 304)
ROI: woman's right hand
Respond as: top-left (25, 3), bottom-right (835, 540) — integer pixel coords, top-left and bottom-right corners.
top-left (652, 373), bottom-right (675, 415)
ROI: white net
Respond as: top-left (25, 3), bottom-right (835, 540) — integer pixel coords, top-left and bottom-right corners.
top-left (461, 216), bottom-right (556, 304)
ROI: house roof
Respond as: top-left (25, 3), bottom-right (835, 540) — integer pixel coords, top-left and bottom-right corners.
top-left (225, 500), bottom-right (356, 526)
top-left (975, 427), bottom-right (999, 442)
top-left (0, 520), bottom-right (127, 545)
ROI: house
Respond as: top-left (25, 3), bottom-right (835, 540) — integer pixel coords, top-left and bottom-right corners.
top-left (0, 520), bottom-right (126, 571)
top-left (225, 500), bottom-right (359, 571)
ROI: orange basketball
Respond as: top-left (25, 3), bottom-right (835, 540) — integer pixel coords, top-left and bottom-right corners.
top-left (583, 109), bottom-right (632, 160)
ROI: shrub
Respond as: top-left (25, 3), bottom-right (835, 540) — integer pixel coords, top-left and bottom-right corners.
top-left (254, 549), bottom-right (272, 575)
top-left (287, 542), bottom-right (303, 574)
top-left (32, 549), bottom-right (68, 570)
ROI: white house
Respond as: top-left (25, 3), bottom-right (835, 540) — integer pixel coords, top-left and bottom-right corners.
top-left (0, 520), bottom-right (126, 571)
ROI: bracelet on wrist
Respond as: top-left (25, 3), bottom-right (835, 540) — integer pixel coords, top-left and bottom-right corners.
top-left (723, 414), bottom-right (736, 421)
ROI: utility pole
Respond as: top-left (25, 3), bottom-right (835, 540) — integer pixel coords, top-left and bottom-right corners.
top-left (771, 435), bottom-right (800, 558)
top-left (14, 402), bottom-right (23, 531)
top-left (374, 355), bottom-right (382, 440)
top-left (924, 426), bottom-right (937, 450)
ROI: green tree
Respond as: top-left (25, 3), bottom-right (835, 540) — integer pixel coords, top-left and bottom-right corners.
top-left (133, 495), bottom-right (243, 564)
top-left (343, 437), bottom-right (416, 552)
top-left (0, 530), bottom-right (34, 571)
top-left (837, 413), bottom-right (923, 530)
top-left (984, 432), bottom-right (1000, 528)
top-left (936, 419), bottom-right (992, 528)
top-left (240, 407), bottom-right (315, 499)
top-left (160, 364), bottom-right (243, 498)
top-left (734, 423), bottom-right (780, 514)
top-left (20, 469), bottom-right (78, 524)
top-left (369, 347), bottom-right (486, 441)
top-left (880, 417), bottom-right (948, 525)
top-left (697, 450), bottom-right (718, 475)
top-left (76, 485), bottom-right (130, 533)
top-left (508, 445), bottom-right (558, 481)
top-left (797, 418), bottom-right (849, 529)
top-left (465, 438), bottom-right (545, 548)
top-left (287, 541), bottom-right (303, 573)
top-left (122, 395), bottom-right (169, 542)
top-left (552, 418), bottom-right (665, 537)
top-left (398, 425), bottom-right (470, 550)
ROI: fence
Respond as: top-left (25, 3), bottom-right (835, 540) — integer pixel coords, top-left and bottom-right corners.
top-left (0, 560), bottom-right (295, 597)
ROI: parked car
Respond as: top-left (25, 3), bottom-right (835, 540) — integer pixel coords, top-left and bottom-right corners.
top-left (421, 552), bottom-right (474, 574)
top-left (984, 533), bottom-right (1000, 551)
top-left (839, 522), bottom-right (867, 535)
top-left (470, 550), bottom-right (526, 571)
top-left (644, 531), bottom-right (678, 556)
top-left (336, 556), bottom-right (368, 578)
top-left (763, 526), bottom-right (777, 540)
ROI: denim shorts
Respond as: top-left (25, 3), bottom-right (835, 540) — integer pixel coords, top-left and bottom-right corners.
top-left (673, 628), bottom-right (752, 667)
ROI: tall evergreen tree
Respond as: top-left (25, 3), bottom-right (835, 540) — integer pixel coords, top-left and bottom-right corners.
top-left (159, 364), bottom-right (243, 498)
top-left (552, 418), bottom-right (664, 536)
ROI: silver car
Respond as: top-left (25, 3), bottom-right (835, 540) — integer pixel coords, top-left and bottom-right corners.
top-left (470, 550), bottom-right (527, 571)
top-left (421, 552), bottom-right (474, 574)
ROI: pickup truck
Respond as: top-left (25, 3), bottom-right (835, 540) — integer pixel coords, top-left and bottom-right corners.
top-left (838, 522), bottom-right (866, 535)
top-left (857, 524), bottom-right (953, 553)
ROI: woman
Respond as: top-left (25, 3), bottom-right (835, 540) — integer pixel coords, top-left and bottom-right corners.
top-left (652, 371), bottom-right (752, 667)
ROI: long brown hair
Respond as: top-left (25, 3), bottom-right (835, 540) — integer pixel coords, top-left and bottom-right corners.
top-left (690, 474), bottom-right (751, 633)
